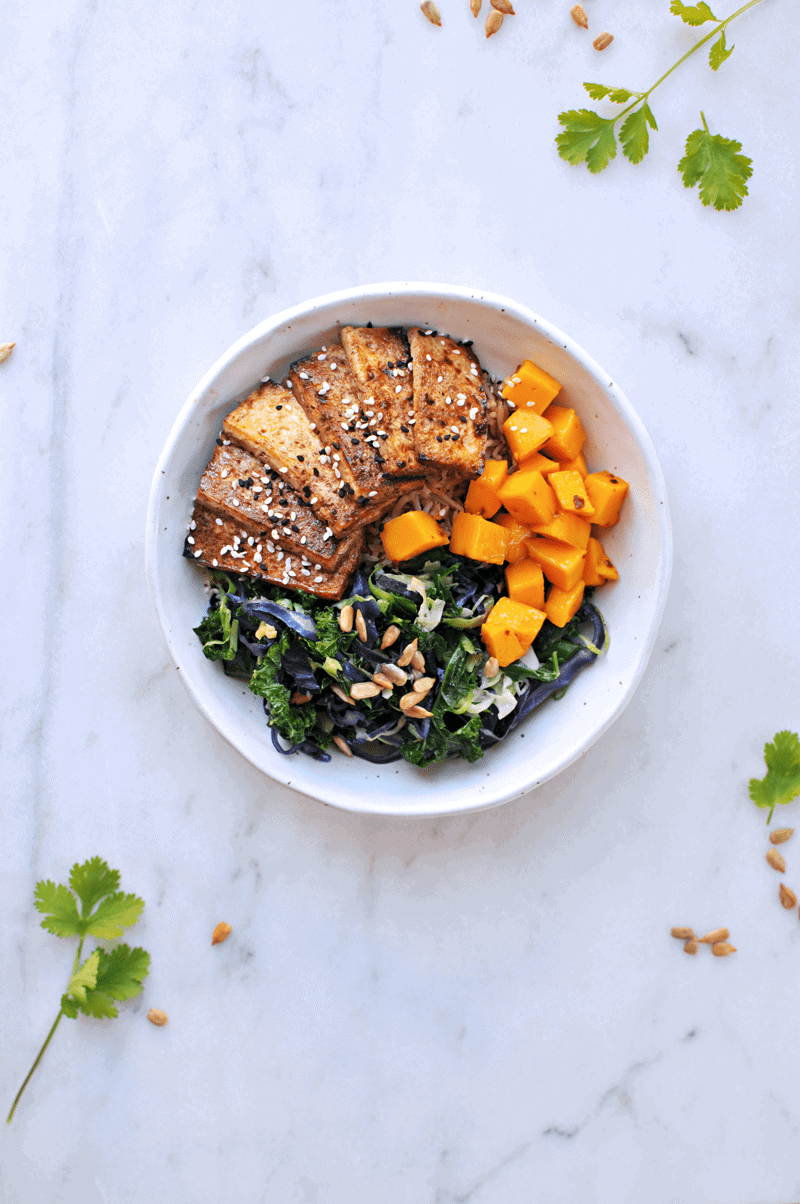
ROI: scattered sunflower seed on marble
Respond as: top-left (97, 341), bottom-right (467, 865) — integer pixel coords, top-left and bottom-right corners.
top-left (0, 343), bottom-right (15, 364)
top-left (212, 922), bottom-right (232, 945)
top-left (571, 4), bottom-right (588, 28)
top-left (470, 0), bottom-right (482, 14)
top-left (779, 883), bottom-right (797, 909)
top-left (770, 828), bottom-right (794, 845)
top-left (420, 1), bottom-right (442, 24)
top-left (767, 848), bottom-right (786, 873)
top-left (485, 9), bottom-right (503, 36)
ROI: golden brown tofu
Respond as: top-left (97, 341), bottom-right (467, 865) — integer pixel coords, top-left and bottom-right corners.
top-left (196, 443), bottom-right (359, 570)
top-left (222, 382), bottom-right (363, 537)
top-left (407, 328), bottom-right (489, 476)
top-left (184, 504), bottom-right (364, 601)
top-left (339, 325), bottom-right (424, 478)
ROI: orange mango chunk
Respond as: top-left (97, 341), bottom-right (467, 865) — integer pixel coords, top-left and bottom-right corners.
top-left (501, 359), bottom-right (562, 416)
top-left (524, 536), bottom-right (586, 592)
top-left (381, 510), bottom-right (449, 563)
top-left (584, 471), bottom-right (629, 527)
top-left (497, 469), bottom-right (557, 527)
top-left (545, 582), bottom-right (585, 628)
top-left (517, 451), bottom-right (560, 475)
top-left (558, 451), bottom-right (588, 478)
top-left (531, 511), bottom-right (591, 550)
top-left (481, 597), bottom-right (546, 667)
top-left (493, 513), bottom-right (532, 564)
top-left (502, 412), bottom-right (553, 464)
top-left (464, 460), bottom-right (508, 519)
top-left (505, 560), bottom-right (545, 609)
top-left (541, 404), bottom-right (586, 462)
top-left (584, 536), bottom-right (619, 586)
top-left (450, 511), bottom-right (510, 565)
top-left (549, 470), bottom-right (595, 518)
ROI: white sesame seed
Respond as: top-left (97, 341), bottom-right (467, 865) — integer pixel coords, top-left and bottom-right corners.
top-left (232, 499), bottom-right (240, 507)
top-left (215, 518), bottom-right (223, 526)
top-left (437, 375), bottom-right (443, 383)
top-left (187, 536), bottom-right (195, 545)
top-left (221, 470), bottom-right (229, 479)
top-left (261, 374), bottom-right (271, 382)
top-left (301, 568), bottom-right (310, 576)
top-left (300, 536), bottom-right (307, 544)
top-left (280, 467), bottom-right (288, 473)
top-left (266, 541), bottom-right (275, 552)
top-left (212, 558), bottom-right (218, 566)
top-left (314, 575), bottom-right (323, 583)
top-left (395, 385), bottom-right (402, 393)
top-left (310, 496), bottom-right (318, 503)
top-left (193, 550), bottom-right (201, 558)
top-left (318, 353), bottom-right (326, 360)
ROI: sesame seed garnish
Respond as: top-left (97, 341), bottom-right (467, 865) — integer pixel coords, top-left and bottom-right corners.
top-left (279, 467), bottom-right (288, 473)
top-left (395, 385), bottom-right (402, 393)
top-left (193, 549), bottom-right (201, 558)
top-left (232, 499), bottom-right (240, 507)
top-left (314, 575), bottom-right (323, 583)
top-left (221, 470), bottom-right (228, 479)
top-left (187, 536), bottom-right (195, 545)
top-left (318, 353), bottom-right (326, 360)
top-left (215, 518), bottom-right (223, 526)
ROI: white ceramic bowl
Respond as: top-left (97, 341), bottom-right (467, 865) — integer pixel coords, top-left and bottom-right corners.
top-left (146, 283), bottom-right (671, 817)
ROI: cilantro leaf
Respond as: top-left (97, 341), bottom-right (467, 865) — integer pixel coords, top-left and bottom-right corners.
top-left (66, 950), bottom-right (100, 1004)
top-left (60, 995), bottom-right (80, 1019)
top-left (670, 0), bottom-right (717, 24)
top-left (583, 83), bottom-right (634, 104)
top-left (749, 731), bottom-right (800, 823)
top-left (556, 109), bottom-right (618, 173)
top-left (620, 102), bottom-right (658, 164)
top-left (678, 116), bottom-right (752, 210)
top-left (69, 857), bottom-right (120, 913)
top-left (84, 892), bottom-right (145, 939)
top-left (93, 945), bottom-right (151, 1000)
top-left (34, 881), bottom-right (82, 938)
top-left (708, 29), bottom-right (734, 70)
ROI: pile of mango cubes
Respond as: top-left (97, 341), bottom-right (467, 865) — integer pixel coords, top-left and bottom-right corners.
top-left (380, 358), bottom-right (629, 668)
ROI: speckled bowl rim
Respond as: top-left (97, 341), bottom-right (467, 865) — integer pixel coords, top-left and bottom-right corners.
top-left (145, 282), bottom-right (672, 817)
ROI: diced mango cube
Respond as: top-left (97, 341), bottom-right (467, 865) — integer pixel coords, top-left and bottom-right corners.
top-left (584, 536), bottom-right (619, 586)
top-left (464, 460), bottom-right (508, 519)
top-left (541, 404), bottom-right (586, 462)
top-left (450, 511), bottom-right (510, 564)
top-left (381, 510), bottom-right (449, 563)
top-left (505, 560), bottom-right (545, 609)
top-left (493, 513), bottom-right (532, 564)
top-left (531, 511), bottom-right (591, 550)
top-left (558, 451), bottom-right (588, 478)
top-left (497, 469), bottom-right (557, 527)
top-left (517, 451), bottom-right (560, 475)
top-left (584, 471), bottom-right (629, 527)
top-left (502, 412), bottom-right (553, 464)
top-left (549, 470), bottom-right (595, 518)
top-left (545, 582), bottom-right (585, 628)
top-left (524, 536), bottom-right (586, 592)
top-left (481, 597), bottom-right (546, 666)
top-left (501, 359), bottom-right (562, 416)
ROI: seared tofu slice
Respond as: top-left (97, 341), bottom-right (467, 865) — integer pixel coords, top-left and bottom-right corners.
top-left (407, 329), bottom-right (489, 476)
top-left (196, 443), bottom-right (358, 570)
top-left (339, 326), bottom-right (423, 478)
top-left (222, 382), bottom-right (363, 537)
top-left (289, 344), bottom-right (414, 522)
top-left (184, 504), bottom-right (363, 602)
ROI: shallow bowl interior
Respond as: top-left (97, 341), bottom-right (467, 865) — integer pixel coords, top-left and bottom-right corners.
top-left (146, 283), bottom-right (672, 817)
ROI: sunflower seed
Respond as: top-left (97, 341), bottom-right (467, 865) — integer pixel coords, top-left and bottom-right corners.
top-left (350, 681), bottom-right (381, 700)
top-left (593, 30), bottom-right (614, 49)
top-left (491, 0), bottom-right (514, 12)
top-left (333, 735), bottom-right (353, 757)
top-left (0, 343), bottom-right (15, 365)
top-left (485, 9), bottom-right (503, 35)
top-left (421, 0), bottom-right (442, 25)
top-left (381, 625), bottom-right (401, 649)
top-left (683, 938), bottom-right (698, 955)
top-left (671, 927), bottom-right (695, 940)
top-left (211, 922), bottom-right (232, 945)
top-left (779, 883), bottom-right (797, 909)
top-left (372, 672), bottom-right (394, 690)
top-left (767, 848), bottom-right (786, 873)
top-left (339, 605), bottom-right (354, 633)
top-left (470, 0), bottom-right (481, 14)
top-left (382, 663), bottom-right (408, 686)
top-left (711, 941), bottom-right (736, 957)
top-left (770, 827), bottom-right (794, 845)
top-left (406, 704), bottom-right (434, 719)
top-left (147, 1008), bottom-right (168, 1026)
top-left (355, 609), bottom-right (368, 642)
top-left (699, 927), bottom-right (729, 944)
top-left (400, 690), bottom-right (428, 712)
top-left (484, 657), bottom-right (499, 678)
top-left (571, 3), bottom-right (588, 27)
top-left (398, 638), bottom-right (418, 667)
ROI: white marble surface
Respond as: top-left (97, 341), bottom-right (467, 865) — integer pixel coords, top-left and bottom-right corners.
top-left (3, 0), bottom-right (799, 1200)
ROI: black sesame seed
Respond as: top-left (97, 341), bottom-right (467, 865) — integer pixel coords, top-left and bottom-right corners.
top-left (275, 405), bottom-right (282, 410)
top-left (436, 436), bottom-right (443, 443)
top-left (216, 438), bottom-right (223, 446)
top-left (312, 468), bottom-right (320, 477)
top-left (297, 455), bottom-right (304, 462)
top-left (338, 488), bottom-right (346, 498)
top-left (400, 425), bottom-right (409, 434)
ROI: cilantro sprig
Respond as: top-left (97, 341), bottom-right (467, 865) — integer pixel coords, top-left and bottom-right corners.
top-left (7, 858), bottom-right (149, 1123)
top-left (749, 732), bottom-right (800, 823)
top-left (556, 0), bottom-right (763, 210)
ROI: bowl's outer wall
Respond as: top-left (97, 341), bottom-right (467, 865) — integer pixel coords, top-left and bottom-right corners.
top-left (146, 284), bottom-right (672, 817)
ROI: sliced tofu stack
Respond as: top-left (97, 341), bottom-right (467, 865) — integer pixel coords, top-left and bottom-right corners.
top-left (339, 325), bottom-right (424, 478)
top-left (407, 328), bottom-right (489, 476)
top-left (289, 344), bottom-right (415, 523)
top-left (184, 504), bottom-right (364, 602)
top-left (222, 382), bottom-right (363, 537)
top-left (196, 443), bottom-right (358, 570)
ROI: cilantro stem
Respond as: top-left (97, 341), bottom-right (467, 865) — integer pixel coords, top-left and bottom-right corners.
top-left (613, 0), bottom-right (766, 121)
top-left (6, 936), bottom-right (85, 1124)
top-left (6, 1009), bottom-right (65, 1124)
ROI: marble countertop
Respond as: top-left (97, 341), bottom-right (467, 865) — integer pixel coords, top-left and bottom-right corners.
top-left (3, 0), bottom-right (799, 1200)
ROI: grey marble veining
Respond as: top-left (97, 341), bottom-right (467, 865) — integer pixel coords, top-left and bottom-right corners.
top-left (2, 0), bottom-right (800, 1201)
